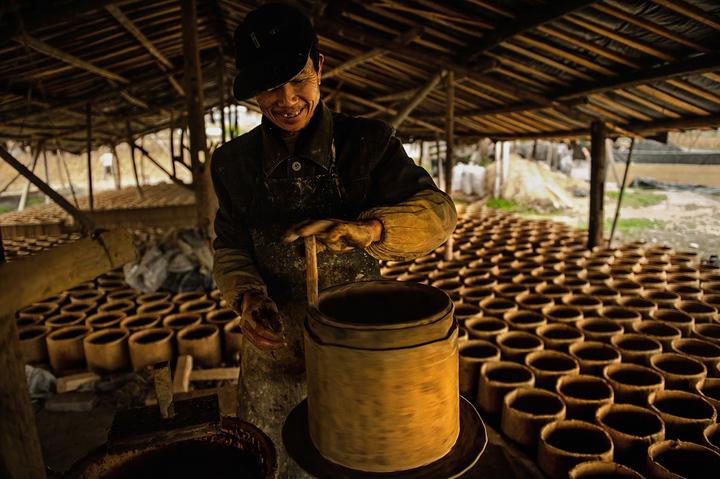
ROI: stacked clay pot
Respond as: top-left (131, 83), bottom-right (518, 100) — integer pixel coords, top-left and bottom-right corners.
top-left (14, 266), bottom-right (240, 374)
top-left (378, 208), bottom-right (720, 476)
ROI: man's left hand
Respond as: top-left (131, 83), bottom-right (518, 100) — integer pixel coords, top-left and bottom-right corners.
top-left (283, 219), bottom-right (383, 252)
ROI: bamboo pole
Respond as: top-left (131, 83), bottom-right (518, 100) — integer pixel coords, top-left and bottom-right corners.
top-left (609, 138), bottom-right (636, 248)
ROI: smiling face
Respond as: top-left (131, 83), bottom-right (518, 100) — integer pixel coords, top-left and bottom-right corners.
top-left (256, 54), bottom-right (324, 134)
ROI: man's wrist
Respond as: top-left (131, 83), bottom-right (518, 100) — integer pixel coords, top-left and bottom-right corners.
top-left (363, 219), bottom-right (383, 243)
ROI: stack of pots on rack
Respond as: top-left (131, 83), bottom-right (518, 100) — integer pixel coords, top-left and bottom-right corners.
top-left (15, 267), bottom-right (242, 375)
top-left (378, 208), bottom-right (720, 477)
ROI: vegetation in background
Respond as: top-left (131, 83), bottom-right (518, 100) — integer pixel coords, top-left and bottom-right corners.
top-left (606, 190), bottom-right (667, 208)
top-left (577, 218), bottom-right (664, 233)
top-left (486, 197), bottom-right (562, 217)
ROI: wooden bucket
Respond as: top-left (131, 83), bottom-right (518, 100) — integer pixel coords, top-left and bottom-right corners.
top-left (304, 280), bottom-right (459, 473)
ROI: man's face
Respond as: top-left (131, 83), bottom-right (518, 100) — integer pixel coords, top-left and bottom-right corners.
top-left (256, 55), bottom-right (324, 134)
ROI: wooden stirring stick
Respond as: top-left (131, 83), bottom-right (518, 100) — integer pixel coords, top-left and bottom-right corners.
top-left (305, 235), bottom-right (319, 307)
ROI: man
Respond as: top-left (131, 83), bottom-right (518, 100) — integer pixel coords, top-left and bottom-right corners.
top-left (211, 3), bottom-right (456, 475)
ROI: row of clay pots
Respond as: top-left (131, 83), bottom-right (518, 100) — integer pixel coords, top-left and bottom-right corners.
top-left (18, 319), bottom-right (243, 372)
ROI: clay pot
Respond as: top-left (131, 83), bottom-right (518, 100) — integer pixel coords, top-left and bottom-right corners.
top-left (496, 331), bottom-right (544, 362)
top-left (60, 301), bottom-right (96, 317)
top-left (543, 304), bottom-right (584, 326)
top-left (106, 289), bottom-right (137, 303)
top-left (535, 324), bottom-right (584, 353)
top-left (465, 316), bottom-right (508, 342)
top-left (633, 321), bottom-right (683, 351)
top-left (459, 285), bottom-right (494, 305)
top-left (479, 296), bottom-right (518, 317)
top-left (642, 290), bottom-right (682, 309)
top-left (648, 441), bottom-right (720, 477)
top-left (603, 363), bottom-right (665, 406)
top-left (562, 294), bottom-right (603, 318)
top-left (97, 299), bottom-right (135, 315)
top-left (18, 325), bottom-right (50, 364)
top-left (671, 338), bottom-right (720, 374)
top-left (505, 310), bottom-right (546, 332)
top-left (18, 302), bottom-right (59, 321)
top-left (137, 300), bottom-right (175, 316)
top-left (600, 306), bottom-right (642, 330)
top-left (177, 324), bottom-right (222, 368)
top-left (676, 300), bottom-right (718, 324)
top-left (163, 312), bottom-right (202, 331)
top-left (45, 312), bottom-right (85, 329)
top-left (430, 278), bottom-right (462, 301)
top-left (120, 314), bottom-right (161, 332)
top-left (696, 378), bottom-right (720, 411)
top-left (68, 289), bottom-right (104, 304)
top-left (667, 284), bottom-right (703, 301)
top-left (453, 302), bottom-right (481, 324)
top-left (207, 307), bottom-right (238, 326)
top-left (457, 326), bottom-right (469, 342)
top-left (556, 374), bottom-right (613, 421)
top-left (693, 323), bottom-right (720, 347)
top-left (535, 284), bottom-right (571, 304)
top-left (516, 293), bottom-right (554, 312)
top-left (396, 272), bottom-right (428, 283)
top-left (612, 333), bottom-right (663, 366)
top-left (538, 419), bottom-right (613, 479)
top-left (649, 353), bottom-right (707, 391)
top-left (223, 320), bottom-right (243, 364)
top-left (583, 286), bottom-right (621, 306)
top-left (85, 311), bottom-right (125, 330)
top-left (525, 350), bottom-right (579, 390)
top-left (578, 319), bottom-right (624, 343)
top-left (83, 328), bottom-right (130, 373)
top-left (478, 361), bottom-right (535, 415)
top-left (704, 423), bottom-right (720, 453)
top-left (703, 294), bottom-right (720, 310)
top-left (596, 403), bottom-right (664, 471)
top-left (568, 461), bottom-right (644, 479)
top-left (97, 280), bottom-right (128, 294)
top-left (501, 387), bottom-right (566, 448)
top-left (382, 265), bottom-right (408, 280)
top-left (493, 283), bottom-right (529, 301)
top-left (128, 328), bottom-right (174, 370)
top-left (136, 291), bottom-right (172, 304)
top-left (649, 390), bottom-right (716, 442)
top-left (570, 341), bottom-right (622, 376)
top-left (459, 340), bottom-right (501, 397)
top-left (172, 291), bottom-right (207, 304)
top-left (618, 297), bottom-right (658, 320)
top-left (636, 275), bottom-right (667, 291)
top-left (46, 326), bottom-right (91, 371)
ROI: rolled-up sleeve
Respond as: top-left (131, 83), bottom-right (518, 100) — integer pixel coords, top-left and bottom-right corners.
top-left (211, 150), bottom-right (266, 310)
top-left (357, 130), bottom-right (457, 261)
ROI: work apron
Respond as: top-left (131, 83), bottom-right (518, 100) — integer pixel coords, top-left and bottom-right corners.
top-left (238, 142), bottom-right (380, 477)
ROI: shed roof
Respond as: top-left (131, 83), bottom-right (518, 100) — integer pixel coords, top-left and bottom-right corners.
top-left (1, 0), bottom-right (719, 153)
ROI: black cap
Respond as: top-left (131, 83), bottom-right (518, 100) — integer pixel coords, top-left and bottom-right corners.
top-left (233, 3), bottom-right (317, 100)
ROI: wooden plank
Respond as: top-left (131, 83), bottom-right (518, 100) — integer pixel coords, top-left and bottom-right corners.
top-left (12, 34), bottom-right (129, 84)
top-left (0, 229), bottom-right (135, 318)
top-left (537, 25), bottom-right (640, 69)
top-left (106, 4), bottom-right (173, 69)
top-left (589, 121), bottom-right (607, 249)
top-left (57, 372), bottom-right (101, 393)
top-left (189, 367), bottom-right (240, 382)
top-left (445, 69), bottom-right (455, 195)
top-left (653, 0), bottom-right (720, 31)
top-left (87, 103), bottom-right (94, 212)
top-left (0, 313), bottom-right (47, 479)
top-left (172, 355), bottom-right (193, 394)
top-left (390, 70), bottom-right (445, 129)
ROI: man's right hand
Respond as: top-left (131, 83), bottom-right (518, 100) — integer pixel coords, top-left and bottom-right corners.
top-left (240, 290), bottom-right (283, 350)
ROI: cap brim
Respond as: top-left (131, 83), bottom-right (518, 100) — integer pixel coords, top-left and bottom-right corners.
top-left (283, 396), bottom-right (487, 479)
top-left (233, 48), bottom-right (310, 100)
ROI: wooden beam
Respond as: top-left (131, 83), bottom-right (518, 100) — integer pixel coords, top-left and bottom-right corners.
top-left (589, 121), bottom-right (607, 249)
top-left (324, 48), bottom-right (388, 80)
top-left (0, 145), bottom-right (96, 231)
top-left (18, 144), bottom-right (41, 211)
top-left (133, 142), bottom-right (192, 189)
top-left (181, 0), bottom-right (212, 232)
top-left (592, 3), bottom-right (711, 53)
top-left (390, 70), bottom-right (445, 129)
top-left (652, 0), bottom-right (720, 30)
top-left (445, 70), bottom-right (455, 195)
top-left (13, 34), bottom-right (129, 84)
top-left (0, 229), bottom-right (134, 317)
top-left (106, 4), bottom-right (173, 69)
top-left (462, 0), bottom-right (599, 61)
top-left (86, 103), bottom-right (94, 212)
top-left (217, 50), bottom-right (226, 144)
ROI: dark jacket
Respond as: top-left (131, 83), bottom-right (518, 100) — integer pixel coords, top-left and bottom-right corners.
top-left (211, 102), bottom-right (456, 308)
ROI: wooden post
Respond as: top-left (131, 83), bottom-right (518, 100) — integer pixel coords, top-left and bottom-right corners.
top-left (217, 49), bottom-right (226, 145)
top-left (182, 0), bottom-right (213, 233)
top-left (42, 148), bottom-right (50, 204)
top-left (111, 145), bottom-right (122, 190)
top-left (444, 70), bottom-right (454, 261)
top-left (86, 102), bottom-right (94, 212)
top-left (589, 120), bottom-right (608, 249)
top-left (170, 113), bottom-right (177, 177)
top-left (494, 141), bottom-right (502, 198)
top-left (18, 143), bottom-right (41, 211)
top-left (126, 122), bottom-right (143, 197)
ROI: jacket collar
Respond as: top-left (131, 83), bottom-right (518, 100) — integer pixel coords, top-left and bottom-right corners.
top-left (260, 101), bottom-right (333, 177)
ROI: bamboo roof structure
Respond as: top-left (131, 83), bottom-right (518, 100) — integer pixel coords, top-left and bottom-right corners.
top-left (1, 0), bottom-right (719, 152)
